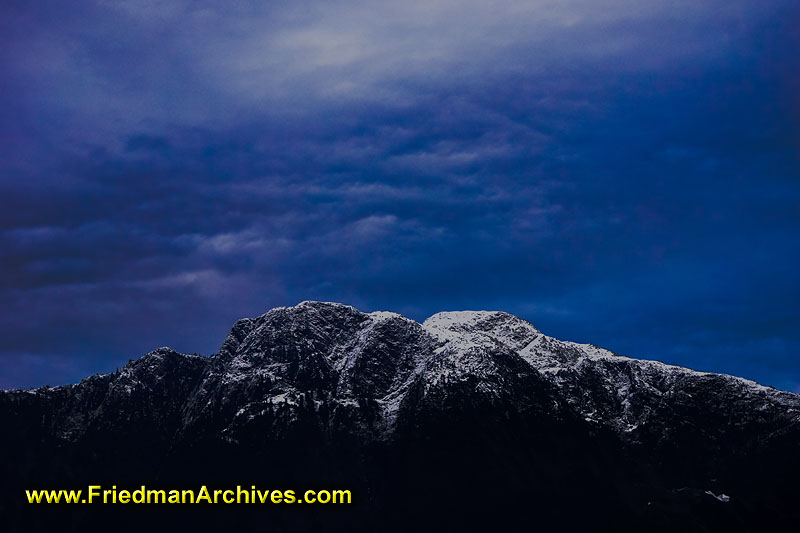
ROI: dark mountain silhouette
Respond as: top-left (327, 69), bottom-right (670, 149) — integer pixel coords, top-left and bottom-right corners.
top-left (2, 301), bottom-right (799, 531)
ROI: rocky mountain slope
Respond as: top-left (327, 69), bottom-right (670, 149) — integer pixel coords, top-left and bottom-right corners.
top-left (2, 301), bottom-right (799, 531)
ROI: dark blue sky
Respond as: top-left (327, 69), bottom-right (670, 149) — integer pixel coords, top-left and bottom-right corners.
top-left (1, 1), bottom-right (798, 391)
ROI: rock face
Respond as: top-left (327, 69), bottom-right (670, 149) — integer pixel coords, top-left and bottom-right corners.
top-left (2, 301), bottom-right (799, 531)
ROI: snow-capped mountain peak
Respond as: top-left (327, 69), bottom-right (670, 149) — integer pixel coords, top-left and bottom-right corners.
top-left (3, 301), bottom-right (799, 530)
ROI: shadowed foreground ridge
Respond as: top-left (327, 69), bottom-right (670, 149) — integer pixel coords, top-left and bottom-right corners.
top-left (2, 302), bottom-right (799, 531)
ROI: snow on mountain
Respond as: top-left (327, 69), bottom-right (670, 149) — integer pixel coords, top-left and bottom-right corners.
top-left (5, 301), bottom-right (798, 438)
top-left (3, 301), bottom-right (800, 530)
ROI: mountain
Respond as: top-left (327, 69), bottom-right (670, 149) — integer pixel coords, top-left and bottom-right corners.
top-left (2, 301), bottom-right (799, 532)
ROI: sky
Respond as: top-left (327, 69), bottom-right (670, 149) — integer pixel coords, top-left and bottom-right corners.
top-left (1, 0), bottom-right (798, 391)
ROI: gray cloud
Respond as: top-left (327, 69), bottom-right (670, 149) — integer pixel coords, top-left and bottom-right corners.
top-left (1, 0), bottom-right (798, 390)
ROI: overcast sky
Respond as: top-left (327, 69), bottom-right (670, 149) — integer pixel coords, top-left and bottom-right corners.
top-left (1, 0), bottom-right (798, 391)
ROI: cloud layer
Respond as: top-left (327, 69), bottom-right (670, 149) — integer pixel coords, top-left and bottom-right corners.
top-left (1, 0), bottom-right (798, 390)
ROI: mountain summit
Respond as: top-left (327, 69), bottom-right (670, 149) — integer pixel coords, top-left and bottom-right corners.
top-left (2, 302), bottom-right (798, 531)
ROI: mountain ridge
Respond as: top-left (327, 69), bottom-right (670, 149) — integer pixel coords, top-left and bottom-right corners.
top-left (7, 301), bottom-right (794, 435)
top-left (9, 301), bottom-right (791, 398)
top-left (2, 301), bottom-right (799, 531)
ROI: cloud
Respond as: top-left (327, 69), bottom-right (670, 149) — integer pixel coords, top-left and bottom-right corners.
top-left (0, 0), bottom-right (798, 389)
